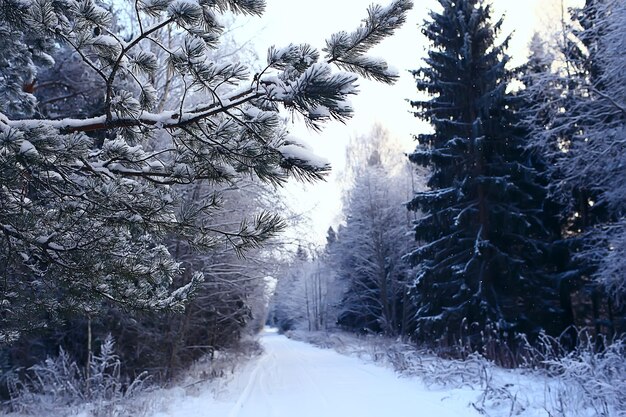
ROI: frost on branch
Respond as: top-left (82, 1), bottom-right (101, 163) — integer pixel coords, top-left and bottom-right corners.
top-left (522, 0), bottom-right (626, 306)
top-left (0, 0), bottom-right (411, 337)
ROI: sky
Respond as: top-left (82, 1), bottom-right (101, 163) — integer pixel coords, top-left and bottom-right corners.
top-left (231, 0), bottom-right (573, 247)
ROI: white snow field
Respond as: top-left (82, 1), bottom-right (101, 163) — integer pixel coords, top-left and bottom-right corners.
top-left (152, 328), bottom-right (482, 417)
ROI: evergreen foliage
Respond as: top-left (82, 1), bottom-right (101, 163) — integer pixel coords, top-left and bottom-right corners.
top-left (407, 0), bottom-right (565, 349)
top-left (529, 0), bottom-right (613, 233)
top-left (0, 0), bottom-right (412, 343)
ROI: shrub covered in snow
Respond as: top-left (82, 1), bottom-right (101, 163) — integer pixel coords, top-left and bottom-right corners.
top-left (540, 335), bottom-right (626, 417)
top-left (5, 335), bottom-right (152, 417)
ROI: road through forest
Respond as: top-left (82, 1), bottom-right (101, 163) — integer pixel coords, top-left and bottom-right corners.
top-left (154, 329), bottom-right (481, 417)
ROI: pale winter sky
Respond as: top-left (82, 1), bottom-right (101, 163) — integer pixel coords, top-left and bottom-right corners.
top-left (232, 0), bottom-right (576, 247)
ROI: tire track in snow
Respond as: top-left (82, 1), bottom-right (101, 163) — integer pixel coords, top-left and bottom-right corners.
top-left (227, 353), bottom-right (269, 417)
top-left (149, 330), bottom-right (483, 417)
top-left (256, 352), bottom-right (276, 416)
top-left (288, 341), bottom-right (331, 411)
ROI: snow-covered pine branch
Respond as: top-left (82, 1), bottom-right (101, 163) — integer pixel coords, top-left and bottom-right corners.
top-left (0, 0), bottom-right (411, 340)
top-left (324, 0), bottom-right (411, 84)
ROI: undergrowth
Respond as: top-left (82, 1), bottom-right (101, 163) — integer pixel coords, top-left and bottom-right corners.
top-left (2, 335), bottom-right (264, 417)
top-left (4, 335), bottom-right (154, 417)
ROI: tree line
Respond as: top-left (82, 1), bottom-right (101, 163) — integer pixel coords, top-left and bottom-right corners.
top-left (271, 0), bottom-right (625, 365)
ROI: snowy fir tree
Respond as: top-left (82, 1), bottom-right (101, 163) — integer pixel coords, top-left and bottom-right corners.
top-left (407, 0), bottom-right (567, 353)
top-left (0, 0), bottom-right (413, 343)
top-left (514, 34), bottom-right (583, 344)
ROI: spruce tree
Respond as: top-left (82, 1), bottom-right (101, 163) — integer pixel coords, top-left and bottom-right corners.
top-left (515, 36), bottom-right (582, 344)
top-left (407, 0), bottom-right (563, 353)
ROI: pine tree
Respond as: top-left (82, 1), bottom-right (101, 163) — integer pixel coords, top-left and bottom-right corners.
top-left (407, 0), bottom-right (564, 353)
top-left (0, 0), bottom-right (413, 343)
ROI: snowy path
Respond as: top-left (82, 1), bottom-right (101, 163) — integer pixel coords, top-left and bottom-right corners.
top-left (153, 329), bottom-right (481, 417)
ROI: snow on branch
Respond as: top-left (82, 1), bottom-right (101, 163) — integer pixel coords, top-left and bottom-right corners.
top-left (211, 0), bottom-right (266, 16)
top-left (265, 63), bottom-right (358, 129)
top-left (277, 135), bottom-right (330, 180)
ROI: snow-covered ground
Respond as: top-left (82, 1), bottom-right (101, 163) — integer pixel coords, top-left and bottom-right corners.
top-left (7, 328), bottom-right (620, 416)
top-left (151, 328), bottom-right (483, 417)
top-left (145, 329), bottom-right (625, 417)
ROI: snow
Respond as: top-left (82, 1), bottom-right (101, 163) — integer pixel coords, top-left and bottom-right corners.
top-left (336, 98), bottom-right (353, 111)
top-left (278, 144), bottom-right (329, 169)
top-left (269, 44), bottom-right (298, 64)
top-left (309, 105), bottom-right (331, 118)
top-left (92, 35), bottom-right (119, 48)
top-left (18, 140), bottom-right (38, 157)
top-left (36, 170), bottom-right (63, 181)
top-left (168, 0), bottom-right (202, 19)
top-left (384, 63), bottom-right (399, 78)
top-left (2, 224), bottom-right (18, 235)
top-left (282, 134), bottom-right (313, 151)
top-left (150, 329), bottom-right (481, 417)
top-left (145, 160), bottom-right (166, 172)
top-left (8, 115), bottom-right (107, 131)
top-left (35, 235), bottom-right (53, 244)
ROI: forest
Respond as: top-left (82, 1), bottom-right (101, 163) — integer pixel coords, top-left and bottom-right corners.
top-left (0, 0), bottom-right (624, 415)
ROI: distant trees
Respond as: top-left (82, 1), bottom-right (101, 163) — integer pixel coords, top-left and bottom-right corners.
top-left (407, 0), bottom-right (568, 351)
top-left (330, 126), bottom-right (415, 336)
top-left (269, 0), bottom-right (624, 363)
top-left (271, 246), bottom-right (312, 331)
top-left (271, 236), bottom-right (346, 333)
top-left (270, 126), bottom-right (416, 337)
